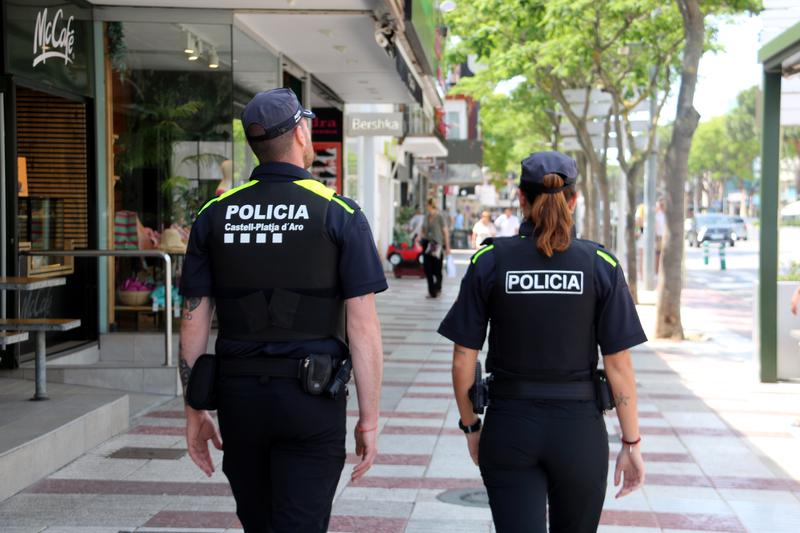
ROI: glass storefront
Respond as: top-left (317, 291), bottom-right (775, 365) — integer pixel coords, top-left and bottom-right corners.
top-left (106, 17), bottom-right (281, 330)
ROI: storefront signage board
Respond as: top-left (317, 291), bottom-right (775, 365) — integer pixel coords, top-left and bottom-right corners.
top-left (3, 0), bottom-right (94, 97)
top-left (345, 113), bottom-right (404, 137)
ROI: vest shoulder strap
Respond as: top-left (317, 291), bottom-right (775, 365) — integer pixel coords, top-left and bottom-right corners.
top-left (294, 179), bottom-right (357, 215)
top-left (197, 179), bottom-right (259, 215)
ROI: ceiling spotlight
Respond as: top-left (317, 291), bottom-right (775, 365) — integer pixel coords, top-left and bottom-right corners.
top-left (184, 31), bottom-right (195, 54)
top-left (208, 48), bottom-right (219, 69)
top-left (188, 39), bottom-right (201, 61)
top-left (439, 1), bottom-right (457, 12)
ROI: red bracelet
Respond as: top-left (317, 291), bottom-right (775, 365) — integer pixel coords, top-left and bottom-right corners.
top-left (621, 436), bottom-right (642, 446)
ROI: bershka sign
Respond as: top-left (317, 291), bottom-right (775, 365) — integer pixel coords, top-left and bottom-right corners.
top-left (345, 113), bottom-right (405, 137)
top-left (32, 8), bottom-right (76, 67)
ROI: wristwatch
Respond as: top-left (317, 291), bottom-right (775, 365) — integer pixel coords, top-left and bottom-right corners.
top-left (458, 418), bottom-right (482, 434)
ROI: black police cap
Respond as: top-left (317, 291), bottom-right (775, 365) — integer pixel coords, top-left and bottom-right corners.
top-left (520, 151), bottom-right (578, 194)
top-left (241, 88), bottom-right (315, 142)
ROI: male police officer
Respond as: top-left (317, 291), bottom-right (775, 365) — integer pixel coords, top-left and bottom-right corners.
top-left (179, 88), bottom-right (386, 533)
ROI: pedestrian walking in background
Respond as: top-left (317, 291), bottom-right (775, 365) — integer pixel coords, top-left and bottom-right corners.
top-left (791, 286), bottom-right (800, 315)
top-left (407, 207), bottom-right (424, 243)
top-left (179, 88), bottom-right (385, 533)
top-left (472, 210), bottom-right (496, 248)
top-left (439, 151), bottom-right (647, 533)
top-left (420, 198), bottom-right (451, 298)
top-left (494, 207), bottom-right (520, 237)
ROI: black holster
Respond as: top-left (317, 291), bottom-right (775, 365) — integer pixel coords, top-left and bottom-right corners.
top-left (468, 361), bottom-right (490, 415)
top-left (186, 353), bottom-right (218, 411)
top-left (594, 369), bottom-right (616, 412)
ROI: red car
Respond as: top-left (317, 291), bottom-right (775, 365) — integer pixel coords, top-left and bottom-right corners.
top-left (386, 241), bottom-right (425, 278)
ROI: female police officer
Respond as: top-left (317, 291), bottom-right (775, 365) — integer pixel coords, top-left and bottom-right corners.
top-left (438, 151), bottom-right (647, 533)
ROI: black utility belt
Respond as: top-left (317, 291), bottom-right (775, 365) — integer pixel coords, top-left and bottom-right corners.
top-left (185, 353), bottom-right (351, 411)
top-left (489, 380), bottom-right (596, 401)
top-left (468, 369), bottom-right (616, 414)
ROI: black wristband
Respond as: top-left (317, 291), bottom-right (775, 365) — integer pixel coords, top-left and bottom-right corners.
top-left (458, 418), bottom-right (482, 434)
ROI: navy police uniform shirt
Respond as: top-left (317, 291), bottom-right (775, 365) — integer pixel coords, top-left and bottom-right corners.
top-left (438, 220), bottom-right (647, 356)
top-left (181, 161), bottom-right (388, 358)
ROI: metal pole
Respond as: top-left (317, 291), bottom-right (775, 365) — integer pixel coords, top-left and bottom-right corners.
top-left (643, 92), bottom-right (658, 291)
top-left (33, 331), bottom-right (48, 400)
top-left (1, 92), bottom-right (6, 320)
top-left (22, 250), bottom-right (175, 367)
top-left (164, 254), bottom-right (172, 367)
top-left (759, 70), bottom-right (781, 383)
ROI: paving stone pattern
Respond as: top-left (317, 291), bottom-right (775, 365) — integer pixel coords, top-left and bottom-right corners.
top-left (2, 259), bottom-right (800, 532)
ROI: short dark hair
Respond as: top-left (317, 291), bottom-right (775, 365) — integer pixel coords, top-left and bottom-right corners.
top-left (246, 124), bottom-right (296, 163)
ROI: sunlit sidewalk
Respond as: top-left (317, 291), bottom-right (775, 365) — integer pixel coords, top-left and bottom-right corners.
top-left (1, 256), bottom-right (800, 532)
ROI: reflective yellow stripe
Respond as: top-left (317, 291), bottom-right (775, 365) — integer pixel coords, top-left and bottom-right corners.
top-left (294, 179), bottom-right (335, 201)
top-left (471, 244), bottom-right (495, 264)
top-left (332, 196), bottom-right (355, 214)
top-left (596, 249), bottom-right (617, 267)
top-left (197, 180), bottom-right (259, 215)
top-left (294, 179), bottom-right (355, 214)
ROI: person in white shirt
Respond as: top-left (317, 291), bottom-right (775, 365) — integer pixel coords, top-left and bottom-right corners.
top-left (407, 207), bottom-right (424, 243)
top-left (494, 207), bottom-right (521, 237)
top-left (472, 210), bottom-right (496, 248)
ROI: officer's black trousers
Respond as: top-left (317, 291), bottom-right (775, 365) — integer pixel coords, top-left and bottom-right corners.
top-left (217, 375), bottom-right (346, 533)
top-left (479, 399), bottom-right (609, 533)
top-left (423, 252), bottom-right (443, 296)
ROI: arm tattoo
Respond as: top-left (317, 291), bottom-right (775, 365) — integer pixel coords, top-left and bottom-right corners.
top-left (182, 297), bottom-right (202, 320)
top-left (179, 357), bottom-right (192, 395)
top-left (614, 393), bottom-right (630, 407)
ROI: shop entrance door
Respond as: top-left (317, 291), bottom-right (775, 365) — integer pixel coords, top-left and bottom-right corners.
top-left (14, 85), bottom-right (98, 360)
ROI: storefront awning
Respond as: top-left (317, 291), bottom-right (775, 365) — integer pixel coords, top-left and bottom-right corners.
top-left (235, 10), bottom-right (419, 105)
top-left (400, 136), bottom-right (448, 158)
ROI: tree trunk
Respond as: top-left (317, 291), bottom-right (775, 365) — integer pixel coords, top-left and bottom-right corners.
top-left (655, 0), bottom-right (704, 339)
top-left (625, 163), bottom-right (644, 303)
top-left (580, 154), bottom-right (597, 241)
top-left (598, 167), bottom-right (612, 247)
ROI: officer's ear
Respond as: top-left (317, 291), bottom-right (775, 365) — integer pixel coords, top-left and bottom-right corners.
top-left (294, 121), bottom-right (309, 149)
top-left (518, 188), bottom-right (528, 210)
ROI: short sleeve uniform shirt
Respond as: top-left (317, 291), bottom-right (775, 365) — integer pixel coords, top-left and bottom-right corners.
top-left (438, 221), bottom-right (647, 356)
top-left (181, 162), bottom-right (388, 358)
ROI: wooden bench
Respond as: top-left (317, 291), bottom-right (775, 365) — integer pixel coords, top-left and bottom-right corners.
top-left (0, 331), bottom-right (29, 348)
top-left (0, 318), bottom-right (81, 400)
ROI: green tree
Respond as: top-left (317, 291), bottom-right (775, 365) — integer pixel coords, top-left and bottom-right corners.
top-left (655, 0), bottom-right (761, 340)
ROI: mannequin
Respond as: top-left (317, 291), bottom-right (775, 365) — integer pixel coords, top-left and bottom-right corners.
top-left (216, 159), bottom-right (233, 196)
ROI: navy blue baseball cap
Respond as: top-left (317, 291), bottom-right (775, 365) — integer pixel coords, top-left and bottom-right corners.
top-left (242, 88), bottom-right (315, 141)
top-left (520, 151), bottom-right (578, 194)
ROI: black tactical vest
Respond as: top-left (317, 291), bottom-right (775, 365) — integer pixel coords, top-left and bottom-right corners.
top-left (205, 177), bottom-right (345, 344)
top-left (486, 236), bottom-right (598, 381)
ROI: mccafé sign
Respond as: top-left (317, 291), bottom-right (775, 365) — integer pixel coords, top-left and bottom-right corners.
top-left (345, 112), bottom-right (405, 137)
top-left (32, 8), bottom-right (76, 67)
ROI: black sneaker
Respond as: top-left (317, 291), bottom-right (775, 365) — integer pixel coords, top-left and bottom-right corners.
top-left (316, 149), bottom-right (336, 158)
top-left (312, 160), bottom-right (328, 167)
top-left (318, 170), bottom-right (336, 178)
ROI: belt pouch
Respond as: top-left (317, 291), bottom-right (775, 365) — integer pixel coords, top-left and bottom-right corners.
top-left (301, 354), bottom-right (333, 396)
top-left (594, 369), bottom-right (615, 412)
top-left (186, 353), bottom-right (218, 410)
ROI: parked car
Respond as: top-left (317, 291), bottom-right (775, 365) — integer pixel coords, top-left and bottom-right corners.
top-left (725, 215), bottom-right (748, 241)
top-left (386, 240), bottom-right (425, 278)
top-left (685, 214), bottom-right (735, 247)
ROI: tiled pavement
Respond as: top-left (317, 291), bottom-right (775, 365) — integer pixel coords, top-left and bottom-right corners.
top-left (3, 253), bottom-right (800, 532)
